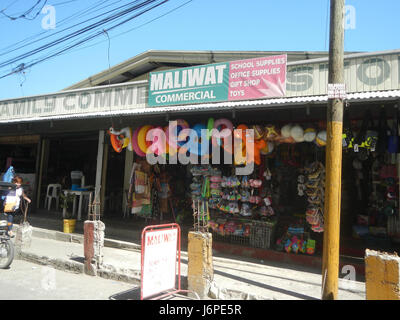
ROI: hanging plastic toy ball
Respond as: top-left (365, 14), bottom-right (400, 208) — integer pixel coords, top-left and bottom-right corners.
top-left (281, 124), bottom-right (292, 138)
top-left (290, 125), bottom-right (304, 143)
top-left (303, 127), bottom-right (317, 142)
top-left (315, 130), bottom-right (327, 147)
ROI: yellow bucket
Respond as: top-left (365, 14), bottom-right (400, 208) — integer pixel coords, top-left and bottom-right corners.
top-left (63, 219), bottom-right (76, 233)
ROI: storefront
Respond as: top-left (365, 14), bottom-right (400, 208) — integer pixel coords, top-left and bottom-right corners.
top-left (0, 49), bottom-right (399, 261)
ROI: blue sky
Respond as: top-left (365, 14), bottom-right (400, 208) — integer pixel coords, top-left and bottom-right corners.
top-left (0, 0), bottom-right (399, 100)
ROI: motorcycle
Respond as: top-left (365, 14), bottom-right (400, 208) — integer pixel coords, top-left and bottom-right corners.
top-left (0, 218), bottom-right (14, 269)
top-left (0, 182), bottom-right (17, 269)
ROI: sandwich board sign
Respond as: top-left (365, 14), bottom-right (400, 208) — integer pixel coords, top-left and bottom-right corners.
top-left (140, 223), bottom-right (181, 300)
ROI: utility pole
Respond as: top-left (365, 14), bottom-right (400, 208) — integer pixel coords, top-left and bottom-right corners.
top-left (322, 0), bottom-right (345, 300)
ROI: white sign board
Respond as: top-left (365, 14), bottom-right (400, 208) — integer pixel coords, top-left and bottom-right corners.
top-left (141, 227), bottom-right (178, 299)
top-left (327, 83), bottom-right (347, 99)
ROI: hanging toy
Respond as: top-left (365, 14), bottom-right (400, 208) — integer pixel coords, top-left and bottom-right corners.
top-left (206, 118), bottom-right (215, 140)
top-left (253, 139), bottom-right (266, 165)
top-left (212, 118), bottom-right (233, 152)
top-left (191, 123), bottom-right (208, 156)
top-left (146, 126), bottom-right (167, 156)
top-left (284, 238), bottom-right (292, 253)
top-left (276, 124), bottom-right (296, 144)
top-left (281, 124), bottom-right (292, 138)
top-left (299, 240), bottom-right (307, 254)
top-left (233, 124), bottom-right (248, 165)
top-left (166, 119), bottom-right (190, 150)
top-left (304, 127), bottom-right (317, 143)
top-left (264, 124), bottom-right (280, 141)
top-left (290, 125), bottom-right (305, 143)
top-left (252, 125), bottom-right (265, 140)
top-left (291, 236), bottom-right (299, 254)
top-left (306, 239), bottom-right (316, 255)
top-left (315, 131), bottom-right (327, 147)
top-left (108, 127), bottom-right (133, 153)
top-left (137, 125), bottom-right (154, 154)
top-left (132, 126), bottom-right (146, 157)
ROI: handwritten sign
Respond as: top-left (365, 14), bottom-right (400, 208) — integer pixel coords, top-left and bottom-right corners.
top-left (141, 225), bottom-right (179, 299)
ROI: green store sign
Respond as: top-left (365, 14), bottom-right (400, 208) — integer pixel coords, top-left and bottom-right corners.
top-left (148, 62), bottom-right (230, 107)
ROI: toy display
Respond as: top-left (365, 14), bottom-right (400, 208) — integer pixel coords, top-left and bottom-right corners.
top-left (302, 161), bottom-right (325, 233)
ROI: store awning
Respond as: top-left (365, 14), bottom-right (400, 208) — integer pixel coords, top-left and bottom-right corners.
top-left (1, 89), bottom-right (399, 124)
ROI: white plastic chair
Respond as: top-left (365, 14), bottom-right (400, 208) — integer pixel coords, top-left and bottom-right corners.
top-left (44, 184), bottom-right (61, 211)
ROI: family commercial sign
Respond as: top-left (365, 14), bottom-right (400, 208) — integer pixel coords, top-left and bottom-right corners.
top-left (0, 82), bottom-right (148, 121)
top-left (148, 55), bottom-right (287, 107)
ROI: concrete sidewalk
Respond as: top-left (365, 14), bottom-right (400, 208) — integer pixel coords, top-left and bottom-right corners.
top-left (12, 223), bottom-right (366, 300)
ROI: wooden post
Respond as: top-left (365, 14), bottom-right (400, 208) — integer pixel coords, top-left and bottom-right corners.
top-left (322, 0), bottom-right (345, 300)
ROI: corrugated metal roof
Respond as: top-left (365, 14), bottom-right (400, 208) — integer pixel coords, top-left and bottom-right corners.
top-left (1, 90), bottom-right (399, 124)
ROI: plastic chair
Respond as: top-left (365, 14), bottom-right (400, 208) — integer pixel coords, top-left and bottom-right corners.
top-left (44, 184), bottom-right (61, 211)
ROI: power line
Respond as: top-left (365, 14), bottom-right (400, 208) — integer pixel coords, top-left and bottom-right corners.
top-left (45, 0), bottom-right (193, 58)
top-left (1, 0), bottom-right (48, 20)
top-left (0, 0), bottom-right (171, 79)
top-left (0, 0), bottom-right (161, 68)
top-left (0, 0), bottom-right (138, 57)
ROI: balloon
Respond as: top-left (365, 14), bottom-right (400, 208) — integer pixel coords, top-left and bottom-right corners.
top-left (207, 118), bottom-right (214, 140)
top-left (191, 123), bottom-right (208, 156)
top-left (138, 125), bottom-right (154, 154)
top-left (132, 127), bottom-right (146, 157)
top-left (109, 133), bottom-right (123, 153)
top-left (146, 126), bottom-right (167, 156)
top-left (163, 126), bottom-right (175, 156)
top-left (261, 141), bottom-right (271, 155)
top-left (233, 124), bottom-right (248, 165)
top-left (261, 141), bottom-right (275, 155)
top-left (212, 118), bottom-right (233, 151)
top-left (167, 119), bottom-right (189, 149)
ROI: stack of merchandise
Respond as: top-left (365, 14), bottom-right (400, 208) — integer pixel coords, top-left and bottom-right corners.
top-left (218, 176), bottom-right (241, 214)
top-left (259, 167), bottom-right (276, 219)
top-left (303, 161), bottom-right (325, 233)
top-left (209, 171), bottom-right (222, 210)
top-left (275, 222), bottom-right (316, 255)
top-left (190, 165), bottom-right (221, 230)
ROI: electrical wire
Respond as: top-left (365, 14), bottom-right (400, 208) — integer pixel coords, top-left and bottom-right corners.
top-left (31, 0), bottom-right (192, 62)
top-left (0, 0), bottom-right (163, 68)
top-left (0, 0), bottom-right (139, 57)
top-left (0, 0), bottom-right (121, 53)
top-left (1, 0), bottom-right (48, 20)
top-left (0, 0), bottom-right (170, 79)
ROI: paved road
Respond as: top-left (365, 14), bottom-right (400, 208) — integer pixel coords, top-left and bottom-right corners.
top-left (0, 259), bottom-right (137, 300)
